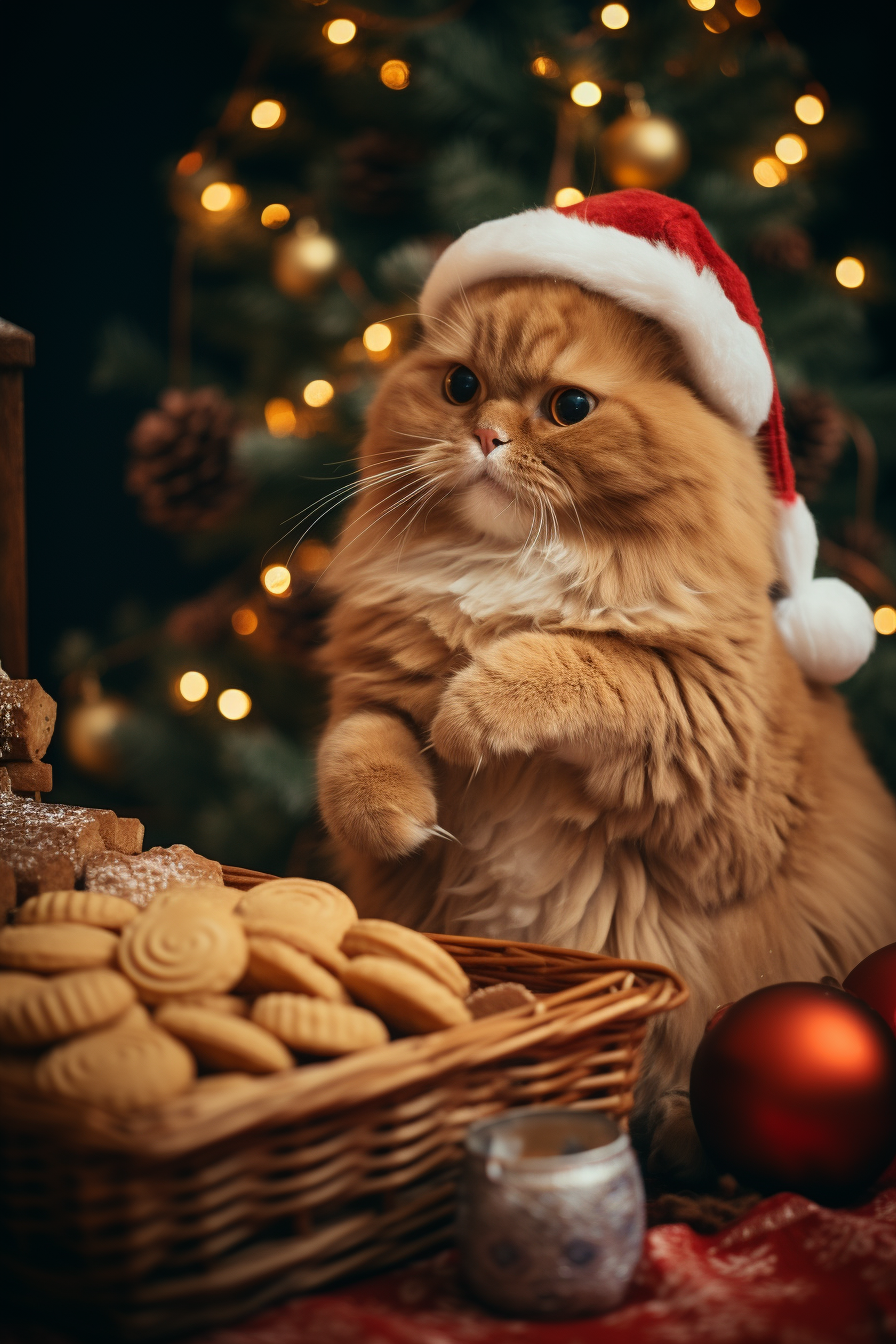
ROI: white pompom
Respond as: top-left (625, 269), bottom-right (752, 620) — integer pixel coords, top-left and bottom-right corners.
top-left (774, 496), bottom-right (876, 684)
top-left (774, 578), bottom-right (876, 684)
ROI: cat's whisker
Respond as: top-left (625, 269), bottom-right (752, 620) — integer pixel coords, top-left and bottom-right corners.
top-left (284, 470), bottom-right (425, 566)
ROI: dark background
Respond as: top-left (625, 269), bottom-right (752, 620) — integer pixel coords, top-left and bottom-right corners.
top-left (1, 0), bottom-right (893, 689)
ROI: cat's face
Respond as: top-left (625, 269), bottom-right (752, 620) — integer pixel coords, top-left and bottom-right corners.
top-left (361, 277), bottom-right (730, 550)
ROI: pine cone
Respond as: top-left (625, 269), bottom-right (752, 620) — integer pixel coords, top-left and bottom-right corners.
top-left (338, 130), bottom-right (422, 216)
top-left (126, 388), bottom-right (246, 532)
top-left (784, 389), bottom-right (849, 502)
top-left (752, 226), bottom-right (813, 272)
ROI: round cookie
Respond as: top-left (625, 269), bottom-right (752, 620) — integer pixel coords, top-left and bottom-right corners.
top-left (0, 924), bottom-right (119, 973)
top-left (0, 972), bottom-right (43, 1005)
top-left (240, 918), bottom-right (348, 975)
top-left (36, 1020), bottom-right (195, 1114)
top-left (0, 968), bottom-right (137, 1047)
top-left (175, 993), bottom-right (249, 1017)
top-left (341, 956), bottom-right (472, 1034)
top-left (252, 993), bottom-right (389, 1056)
top-left (154, 1003), bottom-right (292, 1073)
top-left (16, 890), bottom-right (137, 930)
top-left (117, 904), bottom-right (248, 1003)
top-left (147, 886), bottom-right (242, 915)
top-left (245, 937), bottom-right (350, 1002)
top-left (341, 920), bottom-right (470, 998)
top-left (237, 879), bottom-right (357, 941)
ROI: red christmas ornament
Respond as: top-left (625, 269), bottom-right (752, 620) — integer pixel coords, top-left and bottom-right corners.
top-left (690, 982), bottom-right (896, 1202)
top-left (843, 942), bottom-right (896, 1037)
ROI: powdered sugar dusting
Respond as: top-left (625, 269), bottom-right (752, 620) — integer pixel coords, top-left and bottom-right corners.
top-left (83, 845), bottom-right (224, 908)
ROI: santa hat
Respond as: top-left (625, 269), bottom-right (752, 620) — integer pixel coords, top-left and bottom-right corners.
top-left (418, 188), bottom-right (875, 685)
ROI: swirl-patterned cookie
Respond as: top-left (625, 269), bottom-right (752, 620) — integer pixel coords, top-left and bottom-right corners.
top-left (16, 890), bottom-right (137, 930)
top-left (252, 993), bottom-right (389, 1056)
top-left (245, 937), bottom-right (350, 1001)
top-left (237, 879), bottom-right (357, 941)
top-left (341, 956), bottom-right (472, 1034)
top-left (341, 920), bottom-right (470, 997)
top-left (154, 1003), bottom-right (292, 1073)
top-left (0, 924), bottom-right (119, 973)
top-left (0, 968), bottom-right (137, 1047)
top-left (36, 1019), bottom-right (195, 1114)
top-left (148, 886), bottom-right (242, 915)
top-left (117, 905), bottom-right (248, 1002)
top-left (240, 918), bottom-right (348, 975)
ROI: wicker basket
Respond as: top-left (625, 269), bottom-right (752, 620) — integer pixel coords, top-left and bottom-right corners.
top-left (0, 867), bottom-right (687, 1341)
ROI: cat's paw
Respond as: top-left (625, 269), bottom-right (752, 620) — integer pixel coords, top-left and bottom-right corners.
top-left (318, 710), bottom-right (438, 860)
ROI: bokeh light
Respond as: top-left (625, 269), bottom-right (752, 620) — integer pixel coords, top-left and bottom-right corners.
top-left (176, 151), bottom-right (202, 176)
top-left (201, 183), bottom-right (234, 212)
top-left (232, 608), bottom-right (259, 636)
top-left (261, 564), bottom-right (292, 595)
top-left (775, 134), bottom-right (807, 164)
top-left (554, 187), bottom-right (584, 207)
top-left (303, 379), bottom-right (335, 407)
top-left (296, 539), bottom-right (331, 573)
top-left (734, 0), bottom-right (760, 13)
top-left (570, 81), bottom-right (601, 107)
top-left (264, 398), bottom-right (297, 437)
top-left (531, 56), bottom-right (560, 77)
top-left (835, 257), bottom-right (865, 289)
top-left (753, 156), bottom-right (788, 187)
top-left (261, 203), bottom-right (290, 229)
top-left (795, 94), bottom-right (825, 125)
top-left (873, 606), bottom-right (896, 636)
top-left (217, 689), bottom-right (252, 721)
top-left (325, 18), bottom-right (356, 44)
top-left (362, 322), bottom-right (392, 352)
top-left (380, 59), bottom-right (410, 89)
top-left (687, 0), bottom-right (715, 10)
top-left (179, 671), bottom-right (209, 703)
top-left (600, 4), bottom-right (629, 29)
top-left (251, 100), bottom-right (286, 129)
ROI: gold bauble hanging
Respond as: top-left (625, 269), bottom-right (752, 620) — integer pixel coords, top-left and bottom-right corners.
top-left (599, 113), bottom-right (689, 190)
top-left (63, 691), bottom-right (132, 780)
top-left (272, 219), bottom-right (341, 297)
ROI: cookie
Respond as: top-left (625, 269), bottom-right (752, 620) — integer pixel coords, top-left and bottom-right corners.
top-left (0, 1051), bottom-right (41, 1093)
top-left (252, 993), bottom-right (389, 1056)
top-left (175, 992), bottom-right (249, 1017)
top-left (237, 879), bottom-right (357, 942)
top-left (341, 956), bottom-right (472, 1034)
top-left (0, 968), bottom-right (137, 1046)
top-left (0, 923), bottom-right (118, 973)
top-left (341, 920), bottom-right (470, 998)
top-left (0, 971), bottom-right (43, 1005)
top-left (240, 918), bottom-right (348, 975)
top-left (466, 982), bottom-right (536, 1018)
top-left (245, 937), bottom-right (350, 1002)
top-left (16, 889), bottom-right (138, 930)
top-left (117, 904), bottom-right (249, 1002)
top-left (148, 886), bottom-right (242, 915)
top-left (154, 1003), bottom-right (292, 1073)
top-left (82, 844), bottom-right (224, 910)
top-left (36, 1019), bottom-right (195, 1114)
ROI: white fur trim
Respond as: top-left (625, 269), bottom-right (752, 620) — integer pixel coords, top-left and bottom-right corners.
top-left (774, 496), bottom-right (876, 684)
top-left (419, 208), bottom-right (774, 435)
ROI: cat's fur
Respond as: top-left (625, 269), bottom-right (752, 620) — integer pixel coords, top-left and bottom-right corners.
top-left (316, 279), bottom-right (896, 1177)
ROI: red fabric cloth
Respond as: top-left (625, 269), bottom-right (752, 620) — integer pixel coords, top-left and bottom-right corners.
top-left (200, 1182), bottom-right (896, 1344)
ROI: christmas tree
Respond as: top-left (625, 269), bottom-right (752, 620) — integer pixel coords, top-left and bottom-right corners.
top-left (57, 0), bottom-right (896, 876)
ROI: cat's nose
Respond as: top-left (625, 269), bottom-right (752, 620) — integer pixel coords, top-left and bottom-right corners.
top-left (473, 426), bottom-right (509, 456)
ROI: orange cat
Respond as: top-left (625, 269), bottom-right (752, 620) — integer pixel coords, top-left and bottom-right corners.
top-left (316, 194), bottom-right (895, 1177)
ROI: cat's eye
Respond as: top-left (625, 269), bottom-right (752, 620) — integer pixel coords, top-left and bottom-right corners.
top-left (444, 365), bottom-right (480, 405)
top-left (549, 387), bottom-right (594, 426)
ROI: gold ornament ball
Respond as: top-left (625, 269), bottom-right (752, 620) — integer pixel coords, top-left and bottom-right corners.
top-left (599, 114), bottom-right (689, 190)
top-left (63, 696), bottom-right (132, 780)
top-left (272, 222), bottom-right (340, 298)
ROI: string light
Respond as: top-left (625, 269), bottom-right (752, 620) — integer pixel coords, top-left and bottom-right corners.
top-left (261, 564), bottom-right (292, 595)
top-left (570, 81), bottom-right (601, 107)
top-left (873, 606), bottom-right (896, 636)
top-left (753, 157), bottom-right (787, 188)
top-left (303, 379), bottom-right (334, 407)
top-left (795, 94), bottom-right (825, 125)
top-left (264, 398), bottom-right (297, 436)
top-left (734, 0), bottom-right (760, 12)
top-left (232, 608), bottom-right (259, 636)
top-left (687, 0), bottom-right (715, 10)
top-left (296, 540), bottom-right (331, 573)
top-left (200, 182), bottom-right (246, 213)
top-left (176, 151), bottom-right (202, 176)
top-left (362, 322), bottom-right (392, 353)
top-left (835, 257), bottom-right (865, 288)
top-left (380, 59), bottom-right (410, 89)
top-left (217, 689), bottom-right (252, 721)
top-left (531, 56), bottom-right (560, 77)
top-left (775, 134), bottom-right (807, 164)
top-left (324, 18), bottom-right (356, 44)
top-left (554, 187), bottom-right (584, 207)
top-left (178, 671), bottom-right (209, 703)
top-left (251, 100), bottom-right (286, 129)
top-left (261, 203), bottom-right (290, 229)
top-left (600, 4), bottom-right (629, 28)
